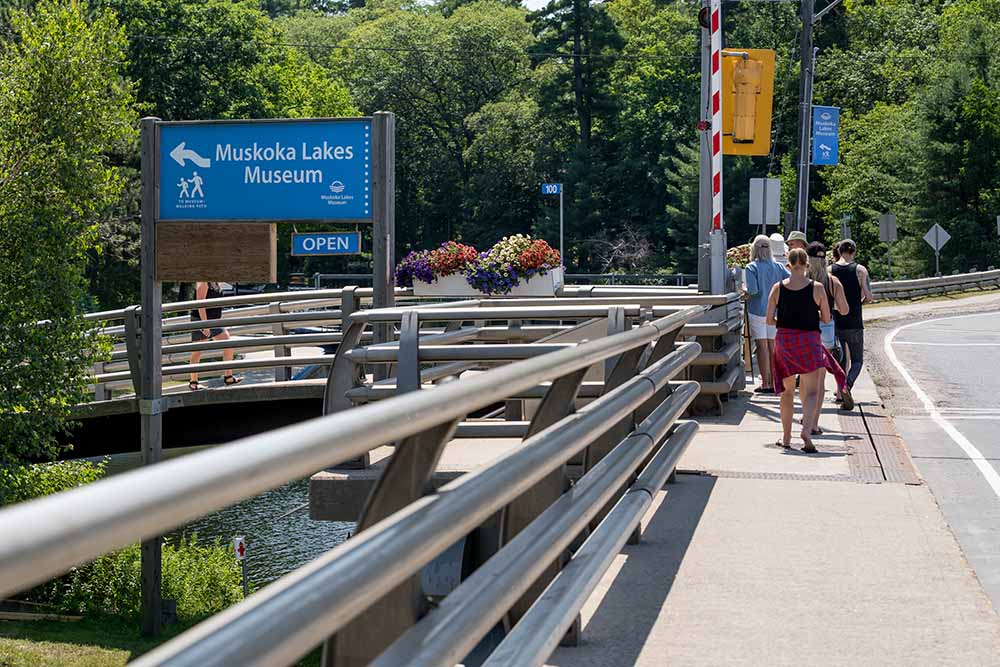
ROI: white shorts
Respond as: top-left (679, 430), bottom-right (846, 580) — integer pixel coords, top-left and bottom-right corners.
top-left (748, 313), bottom-right (776, 340)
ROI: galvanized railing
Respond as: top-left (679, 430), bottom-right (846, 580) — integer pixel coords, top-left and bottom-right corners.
top-left (86, 286), bottom-right (418, 398)
top-left (0, 305), bottom-right (704, 667)
top-left (82, 286), bottom-right (743, 418)
top-left (871, 268), bottom-right (1000, 300)
top-left (312, 272), bottom-right (700, 289)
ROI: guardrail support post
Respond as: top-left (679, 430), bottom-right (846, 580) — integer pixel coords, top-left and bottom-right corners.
top-left (325, 415), bottom-right (462, 667)
top-left (502, 367), bottom-right (587, 625)
top-left (397, 311), bottom-right (420, 393)
top-left (92, 361), bottom-right (109, 401)
top-left (124, 305), bottom-right (142, 395)
top-left (604, 306), bottom-right (629, 380)
top-left (270, 301), bottom-right (290, 382)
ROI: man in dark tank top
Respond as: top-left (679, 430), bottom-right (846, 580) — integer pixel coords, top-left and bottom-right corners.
top-left (831, 239), bottom-right (874, 410)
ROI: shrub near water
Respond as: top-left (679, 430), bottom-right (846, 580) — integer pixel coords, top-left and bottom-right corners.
top-left (30, 536), bottom-right (245, 620)
top-left (3, 461), bottom-right (246, 620)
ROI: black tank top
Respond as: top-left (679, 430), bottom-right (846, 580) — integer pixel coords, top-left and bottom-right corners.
top-left (190, 282), bottom-right (224, 322)
top-left (776, 281), bottom-right (820, 331)
top-left (831, 262), bottom-right (863, 329)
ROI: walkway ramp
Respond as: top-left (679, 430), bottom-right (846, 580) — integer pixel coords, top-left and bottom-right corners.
top-left (550, 370), bottom-right (1000, 665)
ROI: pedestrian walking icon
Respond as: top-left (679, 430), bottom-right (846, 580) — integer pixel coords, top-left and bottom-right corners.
top-left (177, 173), bottom-right (205, 200)
top-left (190, 172), bottom-right (204, 198)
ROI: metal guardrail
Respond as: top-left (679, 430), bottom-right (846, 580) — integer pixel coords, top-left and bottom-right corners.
top-left (86, 286), bottom-right (412, 397)
top-left (871, 268), bottom-right (1000, 300)
top-left (312, 272), bottom-right (699, 289)
top-left (0, 306), bottom-right (704, 667)
top-left (83, 286), bottom-right (743, 411)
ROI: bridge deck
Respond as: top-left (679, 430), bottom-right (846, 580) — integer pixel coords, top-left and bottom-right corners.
top-left (548, 369), bottom-right (1000, 664)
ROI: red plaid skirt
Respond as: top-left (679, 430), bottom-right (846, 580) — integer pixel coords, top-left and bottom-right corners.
top-left (772, 328), bottom-right (846, 393)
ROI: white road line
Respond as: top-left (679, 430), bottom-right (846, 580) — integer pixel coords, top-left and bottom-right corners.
top-left (893, 342), bottom-right (1000, 347)
top-left (885, 312), bottom-right (1000, 499)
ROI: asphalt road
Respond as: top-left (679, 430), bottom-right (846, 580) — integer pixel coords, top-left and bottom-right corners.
top-left (865, 298), bottom-right (1000, 613)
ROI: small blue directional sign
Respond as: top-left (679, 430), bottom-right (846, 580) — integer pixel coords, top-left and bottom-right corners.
top-left (291, 231), bottom-right (361, 256)
top-left (541, 183), bottom-right (562, 195)
top-left (158, 119), bottom-right (372, 222)
top-left (812, 106), bottom-right (840, 166)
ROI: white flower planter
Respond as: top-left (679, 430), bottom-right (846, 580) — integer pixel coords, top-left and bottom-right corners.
top-left (412, 267), bottom-right (564, 298)
top-left (411, 273), bottom-right (472, 297)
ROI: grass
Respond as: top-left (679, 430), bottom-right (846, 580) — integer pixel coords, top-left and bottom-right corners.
top-left (0, 618), bottom-right (321, 667)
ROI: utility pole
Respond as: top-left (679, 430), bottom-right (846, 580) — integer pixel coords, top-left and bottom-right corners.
top-left (794, 0), bottom-right (815, 236)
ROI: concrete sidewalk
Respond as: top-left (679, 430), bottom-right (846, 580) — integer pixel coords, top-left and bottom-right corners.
top-left (549, 369), bottom-right (1000, 665)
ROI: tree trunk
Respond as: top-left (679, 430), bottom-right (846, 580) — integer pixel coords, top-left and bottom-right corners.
top-left (572, 0), bottom-right (590, 149)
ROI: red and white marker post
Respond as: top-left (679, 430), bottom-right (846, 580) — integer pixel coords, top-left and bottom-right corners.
top-left (708, 0), bottom-right (727, 293)
top-left (709, 0), bottom-right (723, 233)
top-left (233, 536), bottom-right (249, 597)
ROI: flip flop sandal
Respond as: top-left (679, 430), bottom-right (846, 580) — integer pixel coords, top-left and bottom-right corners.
top-left (775, 440), bottom-right (791, 449)
top-left (188, 381), bottom-right (202, 391)
top-left (224, 376), bottom-right (243, 386)
top-left (812, 427), bottom-right (824, 435)
top-left (802, 444), bottom-right (818, 454)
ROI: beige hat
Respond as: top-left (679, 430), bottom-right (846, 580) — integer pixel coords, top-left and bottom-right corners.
top-left (787, 230), bottom-right (808, 245)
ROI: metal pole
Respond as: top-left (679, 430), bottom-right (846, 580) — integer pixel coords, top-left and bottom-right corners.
top-left (935, 226), bottom-right (941, 276)
top-left (241, 560), bottom-right (249, 599)
top-left (794, 0), bottom-right (815, 235)
top-left (559, 189), bottom-right (564, 265)
top-left (371, 112), bottom-right (395, 381)
top-left (697, 9), bottom-right (711, 293)
top-left (139, 116), bottom-right (164, 637)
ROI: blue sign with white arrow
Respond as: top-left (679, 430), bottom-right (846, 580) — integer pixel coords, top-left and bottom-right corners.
top-left (158, 119), bottom-right (372, 222)
top-left (291, 231), bottom-right (361, 256)
top-left (812, 106), bottom-right (840, 166)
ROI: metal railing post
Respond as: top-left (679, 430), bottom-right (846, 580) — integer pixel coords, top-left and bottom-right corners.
top-left (269, 302), bottom-right (290, 382)
top-left (123, 305), bottom-right (142, 395)
top-left (501, 367), bottom-right (588, 625)
top-left (396, 311), bottom-right (420, 394)
top-left (92, 360), bottom-right (109, 401)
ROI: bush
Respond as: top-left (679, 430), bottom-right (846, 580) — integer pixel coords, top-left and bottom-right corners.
top-left (0, 459), bottom-right (106, 505)
top-left (27, 536), bottom-right (246, 621)
top-left (3, 461), bottom-right (246, 621)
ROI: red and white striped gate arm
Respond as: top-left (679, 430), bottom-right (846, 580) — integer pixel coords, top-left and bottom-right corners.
top-left (709, 0), bottom-right (723, 231)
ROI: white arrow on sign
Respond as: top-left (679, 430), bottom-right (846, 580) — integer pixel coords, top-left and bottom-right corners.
top-left (819, 144), bottom-right (831, 151)
top-left (170, 142), bottom-right (211, 168)
top-left (923, 223), bottom-right (951, 251)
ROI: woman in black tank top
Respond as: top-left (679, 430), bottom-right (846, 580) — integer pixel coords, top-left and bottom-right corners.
top-left (765, 249), bottom-right (846, 452)
top-left (189, 281), bottom-right (242, 390)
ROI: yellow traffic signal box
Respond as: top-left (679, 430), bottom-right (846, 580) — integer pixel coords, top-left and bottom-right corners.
top-left (721, 48), bottom-right (775, 156)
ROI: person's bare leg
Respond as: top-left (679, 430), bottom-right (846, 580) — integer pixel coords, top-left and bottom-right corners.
top-left (755, 339), bottom-right (771, 387)
top-left (812, 368), bottom-right (827, 433)
top-left (214, 330), bottom-right (237, 381)
top-left (800, 370), bottom-right (822, 451)
top-left (779, 375), bottom-right (796, 447)
top-left (766, 340), bottom-right (776, 387)
top-left (189, 350), bottom-right (201, 386)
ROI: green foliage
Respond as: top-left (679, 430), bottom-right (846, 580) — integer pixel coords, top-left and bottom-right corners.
top-left (0, 0), bottom-right (132, 463)
top-left (27, 536), bottom-right (246, 621)
top-left (0, 459), bottom-right (106, 506)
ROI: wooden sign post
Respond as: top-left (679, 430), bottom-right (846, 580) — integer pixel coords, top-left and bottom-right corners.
top-left (137, 114), bottom-right (393, 636)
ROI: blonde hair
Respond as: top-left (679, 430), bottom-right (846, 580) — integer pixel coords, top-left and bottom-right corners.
top-left (750, 235), bottom-right (772, 262)
top-left (788, 248), bottom-right (808, 267)
top-left (808, 256), bottom-right (831, 294)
